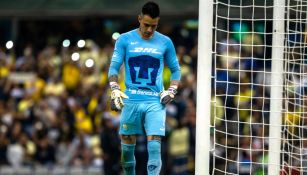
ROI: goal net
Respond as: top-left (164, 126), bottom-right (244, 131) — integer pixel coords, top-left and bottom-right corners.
top-left (210, 0), bottom-right (307, 174)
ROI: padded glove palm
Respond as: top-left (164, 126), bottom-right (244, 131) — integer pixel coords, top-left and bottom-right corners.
top-left (110, 82), bottom-right (128, 111)
top-left (160, 86), bottom-right (177, 105)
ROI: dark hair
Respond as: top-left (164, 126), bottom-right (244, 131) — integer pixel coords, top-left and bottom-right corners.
top-left (142, 1), bottom-right (160, 18)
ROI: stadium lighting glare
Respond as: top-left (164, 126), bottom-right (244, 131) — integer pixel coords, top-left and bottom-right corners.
top-left (71, 52), bottom-right (80, 61)
top-left (112, 32), bottom-right (121, 40)
top-left (62, 39), bottom-right (70, 47)
top-left (6, 41), bottom-right (14, 49)
top-left (35, 122), bottom-right (43, 130)
top-left (77, 39), bottom-right (86, 48)
top-left (85, 58), bottom-right (94, 68)
top-left (180, 29), bottom-right (189, 38)
top-left (0, 125), bottom-right (7, 133)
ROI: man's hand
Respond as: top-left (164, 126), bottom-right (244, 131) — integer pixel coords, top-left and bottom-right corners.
top-left (160, 86), bottom-right (177, 105)
top-left (110, 82), bottom-right (128, 111)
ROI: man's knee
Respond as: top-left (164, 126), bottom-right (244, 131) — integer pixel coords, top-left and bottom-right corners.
top-left (121, 135), bottom-right (136, 144)
top-left (147, 135), bottom-right (161, 141)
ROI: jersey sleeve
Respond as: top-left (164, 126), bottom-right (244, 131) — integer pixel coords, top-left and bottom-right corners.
top-left (108, 35), bottom-right (126, 78)
top-left (165, 38), bottom-right (181, 81)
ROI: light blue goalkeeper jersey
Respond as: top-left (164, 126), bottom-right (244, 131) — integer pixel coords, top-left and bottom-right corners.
top-left (108, 29), bottom-right (181, 102)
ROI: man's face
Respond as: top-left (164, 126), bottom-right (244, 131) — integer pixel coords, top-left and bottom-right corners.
top-left (138, 14), bottom-right (159, 40)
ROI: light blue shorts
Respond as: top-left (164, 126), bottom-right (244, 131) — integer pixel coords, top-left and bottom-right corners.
top-left (119, 102), bottom-right (166, 136)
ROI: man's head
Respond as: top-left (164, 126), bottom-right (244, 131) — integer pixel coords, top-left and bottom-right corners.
top-left (138, 1), bottom-right (160, 40)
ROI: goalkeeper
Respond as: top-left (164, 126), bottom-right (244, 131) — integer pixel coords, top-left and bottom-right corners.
top-left (107, 1), bottom-right (181, 175)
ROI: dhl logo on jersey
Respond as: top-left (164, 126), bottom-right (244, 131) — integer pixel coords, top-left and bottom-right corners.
top-left (129, 47), bottom-right (162, 54)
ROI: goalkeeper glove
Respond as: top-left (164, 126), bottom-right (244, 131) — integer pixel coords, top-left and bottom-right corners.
top-left (160, 86), bottom-right (178, 105)
top-left (110, 82), bottom-right (128, 111)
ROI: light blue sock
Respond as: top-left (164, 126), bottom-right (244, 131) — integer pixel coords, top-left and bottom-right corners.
top-left (147, 140), bottom-right (162, 175)
top-left (121, 143), bottom-right (136, 175)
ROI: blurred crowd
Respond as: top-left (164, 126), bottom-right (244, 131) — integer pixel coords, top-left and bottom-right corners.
top-left (212, 23), bottom-right (307, 175)
top-left (212, 30), bottom-right (271, 175)
top-left (0, 19), bottom-right (198, 175)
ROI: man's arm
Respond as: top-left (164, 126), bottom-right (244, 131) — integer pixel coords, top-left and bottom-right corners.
top-left (108, 35), bottom-right (128, 111)
top-left (160, 38), bottom-right (181, 105)
top-left (108, 34), bottom-right (126, 80)
top-left (108, 75), bottom-right (118, 83)
top-left (165, 37), bottom-right (181, 83)
top-left (170, 80), bottom-right (179, 87)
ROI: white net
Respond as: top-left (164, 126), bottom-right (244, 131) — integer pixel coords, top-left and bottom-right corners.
top-left (282, 0), bottom-right (307, 174)
top-left (211, 0), bottom-right (307, 174)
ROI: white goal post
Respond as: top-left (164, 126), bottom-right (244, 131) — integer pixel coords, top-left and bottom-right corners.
top-left (268, 0), bottom-right (285, 174)
top-left (196, 0), bottom-right (213, 174)
top-left (197, 0), bottom-right (307, 174)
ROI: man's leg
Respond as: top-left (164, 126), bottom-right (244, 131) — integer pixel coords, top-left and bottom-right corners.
top-left (144, 102), bottom-right (165, 175)
top-left (147, 135), bottom-right (162, 175)
top-left (121, 135), bottom-right (137, 175)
